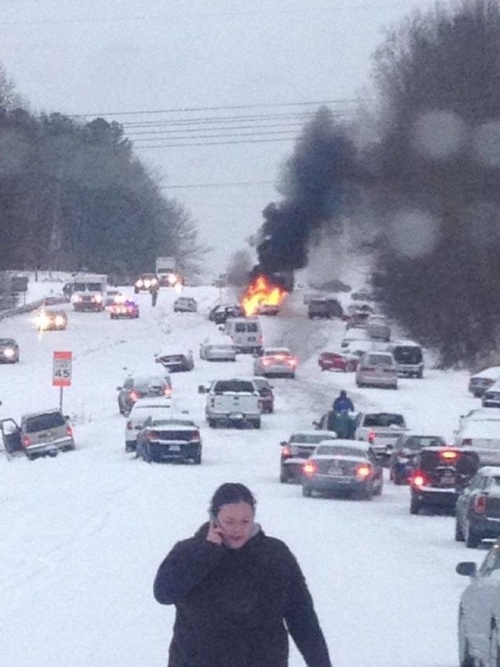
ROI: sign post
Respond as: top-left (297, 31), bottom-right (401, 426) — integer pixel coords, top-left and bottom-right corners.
top-left (52, 351), bottom-right (72, 412)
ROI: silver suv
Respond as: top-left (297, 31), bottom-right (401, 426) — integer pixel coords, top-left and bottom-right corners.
top-left (1, 409), bottom-right (75, 459)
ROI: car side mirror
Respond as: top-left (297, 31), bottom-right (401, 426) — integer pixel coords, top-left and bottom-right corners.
top-left (312, 421), bottom-right (319, 428)
top-left (198, 385), bottom-right (208, 394)
top-left (280, 441), bottom-right (287, 446)
top-left (456, 562), bottom-right (477, 577)
top-left (116, 386), bottom-right (123, 391)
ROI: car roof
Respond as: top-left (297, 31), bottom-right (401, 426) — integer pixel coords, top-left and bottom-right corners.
top-left (472, 366), bottom-right (500, 379)
top-left (263, 347), bottom-right (292, 353)
top-left (289, 430), bottom-right (337, 438)
top-left (22, 408), bottom-right (63, 419)
top-left (128, 374), bottom-right (168, 384)
top-left (157, 346), bottom-right (191, 354)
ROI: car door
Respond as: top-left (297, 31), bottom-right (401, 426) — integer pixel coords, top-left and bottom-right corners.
top-left (463, 545), bottom-right (500, 660)
top-left (0, 418), bottom-right (22, 454)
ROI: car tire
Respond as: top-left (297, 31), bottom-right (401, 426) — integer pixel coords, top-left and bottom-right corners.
top-left (489, 625), bottom-right (500, 667)
top-left (193, 450), bottom-right (202, 465)
top-left (458, 613), bottom-right (474, 667)
top-left (410, 495), bottom-right (421, 515)
top-left (455, 518), bottom-right (465, 542)
top-left (360, 484), bottom-right (373, 500)
top-left (465, 521), bottom-right (481, 548)
top-left (208, 419), bottom-right (217, 428)
top-left (280, 469), bottom-right (289, 484)
top-left (252, 419), bottom-right (261, 429)
top-left (302, 484), bottom-right (312, 497)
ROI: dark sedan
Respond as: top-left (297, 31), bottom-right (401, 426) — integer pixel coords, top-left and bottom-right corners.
top-left (455, 465), bottom-right (500, 547)
top-left (301, 440), bottom-right (383, 500)
top-left (136, 417), bottom-right (202, 464)
top-left (389, 433), bottom-right (446, 485)
top-left (280, 430), bottom-right (337, 483)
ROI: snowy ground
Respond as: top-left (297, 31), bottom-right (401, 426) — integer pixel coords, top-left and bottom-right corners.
top-left (0, 276), bottom-right (484, 667)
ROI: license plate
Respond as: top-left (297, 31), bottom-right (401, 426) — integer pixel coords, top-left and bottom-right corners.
top-left (328, 466), bottom-right (346, 476)
top-left (230, 413), bottom-right (243, 419)
top-left (168, 445), bottom-right (180, 452)
top-left (440, 472), bottom-right (455, 485)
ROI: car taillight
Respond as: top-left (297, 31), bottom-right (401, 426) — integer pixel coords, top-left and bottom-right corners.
top-left (303, 461), bottom-right (317, 477)
top-left (368, 431), bottom-right (376, 444)
top-left (474, 494), bottom-right (487, 513)
top-left (22, 436), bottom-right (31, 448)
top-left (356, 464), bottom-right (371, 480)
top-left (130, 391), bottom-right (139, 402)
top-left (126, 421), bottom-right (133, 430)
top-left (66, 425), bottom-right (73, 437)
top-left (282, 444), bottom-right (292, 457)
top-left (440, 449), bottom-right (458, 461)
top-left (263, 359), bottom-right (271, 366)
top-left (411, 470), bottom-right (427, 488)
top-left (147, 431), bottom-right (159, 440)
top-left (190, 430), bottom-right (200, 441)
top-left (164, 387), bottom-right (172, 397)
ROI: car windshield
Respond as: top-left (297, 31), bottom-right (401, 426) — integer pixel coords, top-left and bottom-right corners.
top-left (73, 282), bottom-right (102, 291)
top-left (316, 444), bottom-right (367, 457)
top-left (214, 380), bottom-right (255, 393)
top-left (0, 338), bottom-right (15, 345)
top-left (291, 433), bottom-right (336, 444)
top-left (363, 413), bottom-right (405, 427)
top-left (25, 412), bottom-right (65, 432)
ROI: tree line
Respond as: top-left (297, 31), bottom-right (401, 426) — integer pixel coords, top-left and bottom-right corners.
top-left (0, 70), bottom-right (206, 282)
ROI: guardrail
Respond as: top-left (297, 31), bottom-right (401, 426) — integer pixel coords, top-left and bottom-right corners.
top-left (0, 296), bottom-right (69, 322)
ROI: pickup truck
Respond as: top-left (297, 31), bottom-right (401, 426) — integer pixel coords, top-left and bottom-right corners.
top-left (199, 378), bottom-right (261, 429)
top-left (354, 411), bottom-right (408, 464)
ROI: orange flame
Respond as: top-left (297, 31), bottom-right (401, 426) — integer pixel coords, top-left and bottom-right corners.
top-left (241, 275), bottom-right (288, 317)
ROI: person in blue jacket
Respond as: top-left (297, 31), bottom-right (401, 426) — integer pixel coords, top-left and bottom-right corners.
top-left (332, 390), bottom-right (354, 413)
top-left (153, 482), bottom-right (333, 667)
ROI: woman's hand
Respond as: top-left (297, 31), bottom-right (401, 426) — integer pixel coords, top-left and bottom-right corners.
top-left (206, 521), bottom-right (224, 545)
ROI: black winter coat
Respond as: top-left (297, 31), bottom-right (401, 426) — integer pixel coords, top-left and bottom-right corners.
top-left (154, 523), bottom-right (332, 667)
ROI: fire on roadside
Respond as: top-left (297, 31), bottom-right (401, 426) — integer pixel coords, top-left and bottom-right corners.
top-left (241, 275), bottom-right (288, 317)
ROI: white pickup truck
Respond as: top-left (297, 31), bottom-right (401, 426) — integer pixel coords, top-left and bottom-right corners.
top-left (199, 378), bottom-right (261, 429)
top-left (354, 411), bottom-right (408, 464)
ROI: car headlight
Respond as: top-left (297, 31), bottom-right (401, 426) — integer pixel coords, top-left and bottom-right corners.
top-left (4, 348), bottom-right (15, 357)
top-left (54, 316), bottom-right (65, 326)
top-left (94, 294), bottom-right (103, 303)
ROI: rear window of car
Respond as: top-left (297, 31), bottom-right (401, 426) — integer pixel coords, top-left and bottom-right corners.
top-left (401, 436), bottom-right (444, 450)
top-left (365, 354), bottom-right (394, 367)
top-left (134, 376), bottom-right (166, 388)
top-left (420, 449), bottom-right (479, 472)
top-left (291, 433), bottom-right (335, 444)
top-left (316, 444), bottom-right (367, 457)
top-left (25, 412), bottom-right (65, 432)
top-left (213, 381), bottom-right (255, 393)
top-left (392, 346), bottom-right (423, 364)
top-left (363, 413), bottom-right (405, 427)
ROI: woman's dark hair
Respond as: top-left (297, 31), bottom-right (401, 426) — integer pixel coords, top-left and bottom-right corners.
top-left (209, 483), bottom-right (256, 517)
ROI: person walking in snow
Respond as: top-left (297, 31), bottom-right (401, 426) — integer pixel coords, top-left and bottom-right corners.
top-left (150, 282), bottom-right (159, 307)
top-left (153, 482), bottom-right (333, 667)
top-left (332, 389), bottom-right (354, 414)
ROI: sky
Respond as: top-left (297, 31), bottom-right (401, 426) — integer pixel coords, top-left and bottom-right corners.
top-left (0, 269), bottom-right (492, 667)
top-left (0, 0), bottom-right (438, 270)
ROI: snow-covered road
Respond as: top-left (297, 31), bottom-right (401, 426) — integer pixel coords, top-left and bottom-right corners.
top-left (0, 282), bottom-right (484, 667)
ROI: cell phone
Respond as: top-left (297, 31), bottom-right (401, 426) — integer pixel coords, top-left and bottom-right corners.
top-left (208, 510), bottom-right (218, 527)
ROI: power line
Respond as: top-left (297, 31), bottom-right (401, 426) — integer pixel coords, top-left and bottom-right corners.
top-left (136, 136), bottom-right (297, 148)
top-left (72, 98), bottom-right (364, 119)
top-left (160, 180), bottom-right (275, 190)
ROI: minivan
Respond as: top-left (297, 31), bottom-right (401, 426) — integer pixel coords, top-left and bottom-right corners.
top-left (222, 317), bottom-right (263, 353)
top-left (387, 341), bottom-right (424, 378)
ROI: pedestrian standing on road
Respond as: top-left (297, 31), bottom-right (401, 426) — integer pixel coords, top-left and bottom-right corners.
top-left (150, 283), bottom-right (159, 307)
top-left (153, 482), bottom-right (333, 667)
top-left (332, 389), bottom-right (354, 413)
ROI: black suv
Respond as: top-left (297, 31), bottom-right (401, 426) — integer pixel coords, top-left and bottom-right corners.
top-left (117, 375), bottom-right (172, 416)
top-left (409, 446), bottom-right (480, 515)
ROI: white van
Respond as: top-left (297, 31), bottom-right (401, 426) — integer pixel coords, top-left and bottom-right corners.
top-left (222, 317), bottom-right (263, 353)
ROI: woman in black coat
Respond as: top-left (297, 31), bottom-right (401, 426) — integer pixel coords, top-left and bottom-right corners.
top-left (154, 483), bottom-right (332, 667)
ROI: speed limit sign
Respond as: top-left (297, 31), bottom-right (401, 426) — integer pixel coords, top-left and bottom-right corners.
top-left (53, 351), bottom-right (72, 387)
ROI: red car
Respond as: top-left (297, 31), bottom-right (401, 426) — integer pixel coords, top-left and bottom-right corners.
top-left (110, 300), bottom-right (140, 319)
top-left (318, 351), bottom-right (359, 372)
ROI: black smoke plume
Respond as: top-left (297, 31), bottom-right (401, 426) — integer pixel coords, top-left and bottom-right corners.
top-left (256, 106), bottom-right (358, 274)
